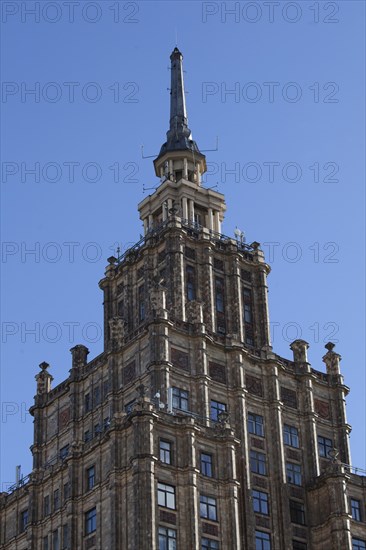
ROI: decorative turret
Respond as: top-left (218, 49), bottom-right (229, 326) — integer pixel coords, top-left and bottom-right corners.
top-left (35, 361), bottom-right (53, 395)
top-left (139, 48), bottom-right (225, 236)
top-left (322, 342), bottom-right (342, 375)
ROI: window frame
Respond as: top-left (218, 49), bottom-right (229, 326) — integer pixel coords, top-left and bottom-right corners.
top-left (289, 499), bottom-right (306, 525)
top-left (85, 507), bottom-right (97, 535)
top-left (248, 412), bottom-right (264, 437)
top-left (158, 526), bottom-right (177, 550)
top-left (159, 439), bottom-right (173, 465)
top-left (284, 424), bottom-right (300, 448)
top-left (200, 452), bottom-right (213, 477)
top-left (43, 494), bottom-right (50, 516)
top-left (86, 465), bottom-right (96, 491)
top-left (253, 490), bottom-right (269, 515)
top-left (52, 529), bottom-right (60, 550)
top-left (53, 488), bottom-right (60, 511)
top-left (352, 539), bottom-right (366, 550)
top-left (138, 284), bottom-right (145, 322)
top-left (201, 538), bottom-right (219, 550)
top-left (210, 399), bottom-right (227, 422)
top-left (351, 498), bottom-right (362, 522)
top-left (255, 530), bottom-right (271, 550)
top-left (199, 494), bottom-right (218, 521)
top-left (250, 450), bottom-right (267, 476)
top-left (20, 509), bottom-right (29, 533)
top-left (172, 387), bottom-right (189, 411)
top-left (317, 435), bottom-right (333, 458)
top-left (286, 462), bottom-right (302, 486)
top-left (157, 482), bottom-right (176, 510)
top-left (186, 264), bottom-right (196, 301)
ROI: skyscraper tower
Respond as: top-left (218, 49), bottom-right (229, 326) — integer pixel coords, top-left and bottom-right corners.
top-left (0, 48), bottom-right (365, 550)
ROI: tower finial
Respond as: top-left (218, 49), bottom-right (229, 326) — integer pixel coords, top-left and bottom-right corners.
top-left (156, 48), bottom-right (203, 159)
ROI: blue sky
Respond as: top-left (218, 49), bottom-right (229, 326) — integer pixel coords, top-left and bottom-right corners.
top-left (1, 1), bottom-right (365, 486)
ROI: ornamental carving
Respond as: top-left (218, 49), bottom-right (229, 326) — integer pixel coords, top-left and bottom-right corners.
top-left (58, 408), bottom-right (70, 430)
top-left (246, 375), bottom-right (263, 397)
top-left (209, 361), bottom-right (226, 384)
top-left (123, 361), bottom-right (136, 385)
top-left (202, 523), bottom-right (219, 536)
top-left (280, 386), bottom-right (298, 409)
top-left (159, 510), bottom-right (176, 525)
top-left (314, 398), bottom-right (330, 419)
top-left (171, 348), bottom-right (190, 371)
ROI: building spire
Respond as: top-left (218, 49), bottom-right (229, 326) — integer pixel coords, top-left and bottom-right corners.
top-left (157, 47), bottom-right (202, 158)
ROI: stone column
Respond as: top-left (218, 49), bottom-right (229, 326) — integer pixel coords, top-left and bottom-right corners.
top-left (182, 197), bottom-right (188, 221)
top-left (207, 208), bottom-right (213, 230)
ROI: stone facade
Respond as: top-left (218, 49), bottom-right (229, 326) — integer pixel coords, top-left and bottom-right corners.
top-left (1, 49), bottom-right (365, 550)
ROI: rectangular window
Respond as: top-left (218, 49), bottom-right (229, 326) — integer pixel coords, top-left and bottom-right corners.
top-left (172, 387), bottom-right (189, 411)
top-left (93, 385), bottom-right (101, 407)
top-left (44, 495), bottom-right (50, 516)
top-left (243, 287), bottom-right (254, 345)
top-left (253, 490), bottom-right (269, 515)
top-left (248, 413), bottom-right (264, 437)
top-left (62, 524), bottom-right (69, 549)
top-left (138, 285), bottom-right (145, 322)
top-left (125, 399), bottom-right (136, 414)
top-left (201, 539), bottom-right (219, 550)
top-left (84, 429), bottom-right (92, 442)
top-left (59, 445), bottom-right (69, 461)
top-left (157, 482), bottom-right (176, 509)
top-left (351, 498), bottom-right (362, 521)
top-left (215, 277), bottom-right (224, 313)
top-left (284, 425), bottom-right (299, 448)
top-left (290, 500), bottom-right (305, 525)
top-left (186, 265), bottom-right (196, 301)
top-left (53, 530), bottom-right (59, 550)
top-left (210, 400), bottom-right (227, 422)
top-left (353, 539), bottom-right (366, 550)
top-left (20, 509), bottom-right (28, 532)
top-left (85, 507), bottom-right (97, 535)
top-left (87, 465), bottom-right (96, 490)
top-left (200, 452), bottom-right (213, 477)
top-left (159, 440), bottom-right (172, 464)
top-left (158, 526), bottom-right (177, 550)
top-left (117, 299), bottom-right (124, 317)
top-left (293, 542), bottom-right (307, 550)
top-left (63, 482), bottom-right (70, 503)
top-left (250, 450), bottom-right (267, 475)
top-left (53, 488), bottom-right (60, 511)
top-left (43, 536), bottom-right (49, 550)
top-left (94, 423), bottom-right (101, 436)
top-left (84, 392), bottom-right (91, 413)
top-left (243, 288), bottom-right (253, 322)
top-left (286, 463), bottom-right (302, 486)
top-left (200, 495), bottom-right (217, 521)
top-left (215, 277), bottom-right (225, 333)
top-left (318, 435), bottom-right (333, 458)
top-left (103, 379), bottom-right (109, 400)
top-left (255, 530), bottom-right (271, 550)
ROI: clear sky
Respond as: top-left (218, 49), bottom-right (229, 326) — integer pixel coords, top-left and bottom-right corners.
top-left (1, 0), bottom-right (365, 487)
